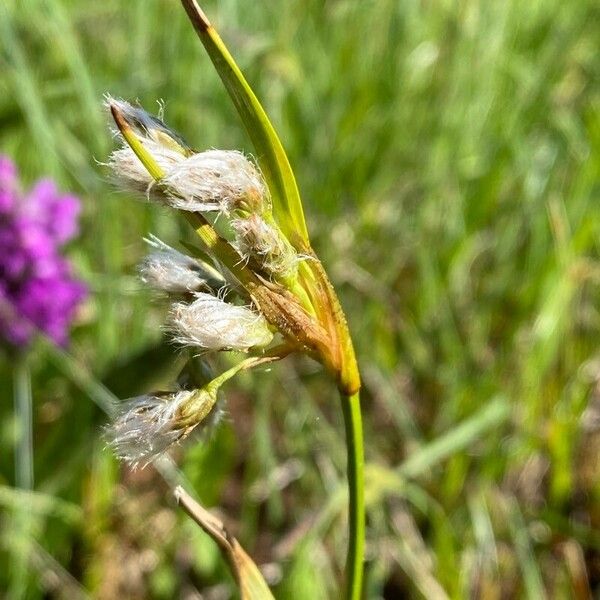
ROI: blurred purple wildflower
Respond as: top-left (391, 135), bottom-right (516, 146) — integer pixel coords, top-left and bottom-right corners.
top-left (0, 155), bottom-right (87, 348)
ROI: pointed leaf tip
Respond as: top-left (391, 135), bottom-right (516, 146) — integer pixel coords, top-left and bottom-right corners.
top-left (179, 0), bottom-right (310, 247)
top-left (181, 0), bottom-right (211, 32)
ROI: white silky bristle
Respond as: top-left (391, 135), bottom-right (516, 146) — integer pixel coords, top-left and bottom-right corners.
top-left (104, 389), bottom-right (216, 468)
top-left (108, 143), bottom-right (184, 196)
top-left (167, 292), bottom-right (273, 352)
top-left (138, 241), bottom-right (222, 293)
top-left (232, 215), bottom-right (298, 279)
top-left (162, 150), bottom-right (267, 214)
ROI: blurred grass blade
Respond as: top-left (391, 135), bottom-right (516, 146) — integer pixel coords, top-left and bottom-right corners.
top-left (0, 3), bottom-right (60, 177)
top-left (11, 358), bottom-right (34, 598)
top-left (175, 485), bottom-right (275, 600)
top-left (0, 486), bottom-right (82, 524)
top-left (179, 0), bottom-right (309, 247)
top-left (389, 506), bottom-right (449, 600)
top-left (507, 497), bottom-right (547, 600)
top-left (44, 342), bottom-right (118, 417)
top-left (29, 540), bottom-right (90, 600)
top-left (14, 359), bottom-right (33, 491)
top-left (398, 396), bottom-right (510, 479)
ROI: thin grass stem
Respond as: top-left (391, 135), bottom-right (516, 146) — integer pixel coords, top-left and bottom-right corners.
top-left (11, 357), bottom-right (34, 598)
top-left (14, 358), bottom-right (33, 490)
top-left (341, 390), bottom-right (365, 600)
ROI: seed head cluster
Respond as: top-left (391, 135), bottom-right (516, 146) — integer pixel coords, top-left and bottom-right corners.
top-left (105, 100), bottom-right (303, 465)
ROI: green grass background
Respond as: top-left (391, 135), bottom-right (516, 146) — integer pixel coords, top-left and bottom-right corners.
top-left (1, 0), bottom-right (599, 597)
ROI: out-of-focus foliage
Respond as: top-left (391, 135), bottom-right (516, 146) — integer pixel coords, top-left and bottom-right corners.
top-left (0, 0), bottom-right (598, 597)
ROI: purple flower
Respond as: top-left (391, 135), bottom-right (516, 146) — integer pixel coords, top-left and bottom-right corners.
top-left (0, 155), bottom-right (87, 349)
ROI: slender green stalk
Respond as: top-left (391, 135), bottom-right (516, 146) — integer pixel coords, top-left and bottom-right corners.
top-left (14, 358), bottom-right (33, 490)
top-left (341, 390), bottom-right (365, 600)
top-left (11, 357), bottom-right (33, 598)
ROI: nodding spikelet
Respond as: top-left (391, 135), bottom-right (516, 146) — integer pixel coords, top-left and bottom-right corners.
top-left (105, 98), bottom-right (190, 197)
top-left (104, 388), bottom-right (218, 467)
top-left (105, 100), bottom-right (266, 214)
top-left (138, 235), bottom-right (224, 293)
top-left (161, 150), bottom-right (267, 214)
top-left (168, 292), bottom-right (273, 351)
top-left (232, 215), bottom-right (299, 279)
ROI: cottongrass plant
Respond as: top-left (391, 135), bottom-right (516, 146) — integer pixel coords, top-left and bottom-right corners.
top-left (105, 2), bottom-right (364, 598)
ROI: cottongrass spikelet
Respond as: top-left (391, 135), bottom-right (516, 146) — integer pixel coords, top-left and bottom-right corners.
top-left (168, 292), bottom-right (273, 351)
top-left (162, 150), bottom-right (267, 214)
top-left (105, 97), bottom-right (190, 197)
top-left (105, 388), bottom-right (217, 467)
top-left (138, 235), bottom-right (224, 293)
top-left (105, 97), bottom-right (192, 154)
top-left (106, 105), bottom-right (266, 215)
top-left (232, 214), bottom-right (299, 279)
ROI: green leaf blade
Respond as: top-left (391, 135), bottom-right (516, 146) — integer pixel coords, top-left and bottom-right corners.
top-left (180, 0), bottom-right (309, 247)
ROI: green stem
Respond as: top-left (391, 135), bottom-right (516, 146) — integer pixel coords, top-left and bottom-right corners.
top-left (341, 390), bottom-right (365, 600)
top-left (14, 357), bottom-right (33, 490)
top-left (11, 357), bottom-right (33, 598)
top-left (210, 347), bottom-right (290, 390)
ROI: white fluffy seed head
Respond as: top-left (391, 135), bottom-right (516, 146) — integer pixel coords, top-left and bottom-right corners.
top-left (162, 150), bottom-right (267, 214)
top-left (138, 236), bottom-right (224, 293)
top-left (106, 99), bottom-right (266, 215)
top-left (167, 292), bottom-right (273, 352)
top-left (232, 215), bottom-right (299, 279)
top-left (105, 97), bottom-right (191, 197)
top-left (104, 388), bottom-right (217, 468)
top-left (108, 143), bottom-right (184, 197)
